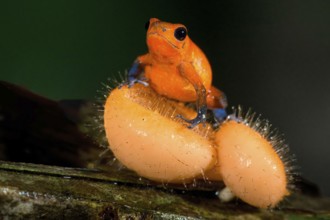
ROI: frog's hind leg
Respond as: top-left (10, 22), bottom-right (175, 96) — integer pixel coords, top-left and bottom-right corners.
top-left (206, 86), bottom-right (228, 123)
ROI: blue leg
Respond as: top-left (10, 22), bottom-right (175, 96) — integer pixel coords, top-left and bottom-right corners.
top-left (211, 108), bottom-right (228, 128)
top-left (119, 60), bottom-right (149, 88)
top-left (178, 105), bottom-right (208, 128)
top-left (213, 108), bottom-right (227, 122)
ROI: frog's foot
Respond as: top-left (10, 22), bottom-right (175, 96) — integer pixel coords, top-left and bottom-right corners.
top-left (213, 108), bottom-right (227, 122)
top-left (118, 78), bottom-right (149, 89)
top-left (177, 105), bottom-right (207, 128)
top-left (212, 108), bottom-right (251, 128)
top-left (213, 108), bottom-right (228, 125)
top-left (213, 108), bottom-right (244, 126)
top-left (212, 108), bottom-right (231, 128)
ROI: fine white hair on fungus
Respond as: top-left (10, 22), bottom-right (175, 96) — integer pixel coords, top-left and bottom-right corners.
top-left (80, 74), bottom-right (130, 169)
top-left (103, 83), bottom-right (217, 183)
top-left (215, 106), bottom-right (296, 209)
top-left (231, 107), bottom-right (298, 187)
top-left (86, 73), bottom-right (129, 148)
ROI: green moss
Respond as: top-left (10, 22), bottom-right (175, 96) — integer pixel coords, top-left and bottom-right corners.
top-left (0, 161), bottom-right (330, 219)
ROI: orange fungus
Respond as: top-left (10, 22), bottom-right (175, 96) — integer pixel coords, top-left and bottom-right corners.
top-left (103, 83), bottom-right (291, 208)
top-left (215, 120), bottom-right (289, 208)
top-left (103, 84), bottom-right (216, 183)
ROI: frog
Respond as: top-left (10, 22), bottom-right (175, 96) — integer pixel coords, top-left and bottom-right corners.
top-left (124, 18), bottom-right (227, 128)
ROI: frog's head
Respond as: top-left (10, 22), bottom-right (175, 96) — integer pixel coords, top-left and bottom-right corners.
top-left (145, 18), bottom-right (190, 60)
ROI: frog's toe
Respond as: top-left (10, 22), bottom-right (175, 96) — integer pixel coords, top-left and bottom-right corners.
top-left (136, 79), bottom-right (149, 87)
top-left (118, 81), bottom-right (129, 89)
top-left (126, 78), bottom-right (149, 88)
top-left (117, 79), bottom-right (147, 89)
top-left (187, 118), bottom-right (206, 128)
top-left (213, 108), bottom-right (244, 126)
top-left (177, 113), bottom-right (207, 129)
top-left (127, 80), bottom-right (136, 88)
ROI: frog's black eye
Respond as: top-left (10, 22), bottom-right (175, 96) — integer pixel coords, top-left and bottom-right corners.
top-left (144, 20), bottom-right (150, 30)
top-left (174, 27), bottom-right (187, 41)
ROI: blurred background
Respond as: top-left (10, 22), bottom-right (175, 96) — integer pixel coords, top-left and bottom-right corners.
top-left (1, 1), bottom-right (330, 195)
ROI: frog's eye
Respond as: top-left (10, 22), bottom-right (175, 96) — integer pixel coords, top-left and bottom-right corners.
top-left (144, 21), bottom-right (150, 30)
top-left (174, 27), bottom-right (187, 41)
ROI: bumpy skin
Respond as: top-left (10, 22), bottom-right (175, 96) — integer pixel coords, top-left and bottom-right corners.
top-left (127, 18), bottom-right (227, 127)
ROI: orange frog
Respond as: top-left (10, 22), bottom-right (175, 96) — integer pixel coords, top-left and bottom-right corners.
top-left (125, 18), bottom-right (227, 127)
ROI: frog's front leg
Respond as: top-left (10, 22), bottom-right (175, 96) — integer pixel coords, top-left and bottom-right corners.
top-left (120, 55), bottom-right (149, 88)
top-left (177, 62), bottom-right (208, 128)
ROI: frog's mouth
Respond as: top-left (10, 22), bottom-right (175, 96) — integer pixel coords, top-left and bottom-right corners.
top-left (148, 32), bottom-right (179, 49)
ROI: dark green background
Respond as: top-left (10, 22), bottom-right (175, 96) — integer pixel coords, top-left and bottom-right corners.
top-left (1, 1), bottom-right (330, 196)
